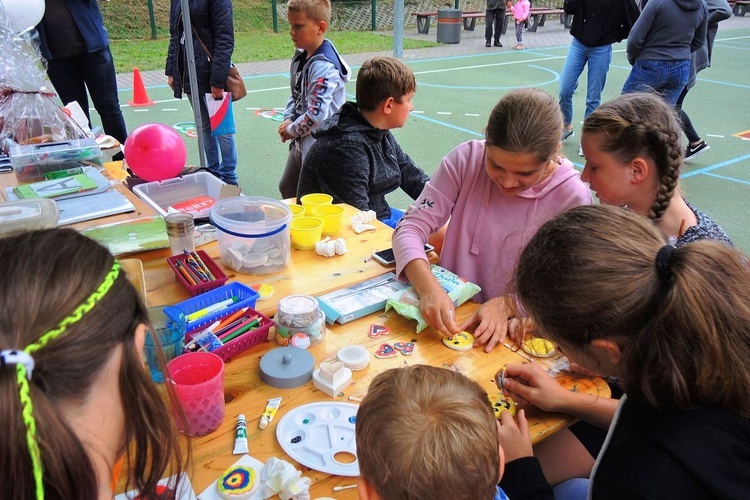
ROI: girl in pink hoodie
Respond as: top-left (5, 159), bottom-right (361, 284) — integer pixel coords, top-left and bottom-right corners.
top-left (392, 88), bottom-right (591, 352)
top-left (510, 0), bottom-right (531, 49)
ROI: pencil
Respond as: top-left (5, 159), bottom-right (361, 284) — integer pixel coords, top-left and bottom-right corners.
top-left (176, 261), bottom-right (197, 286)
top-left (191, 251), bottom-right (216, 280)
top-left (216, 307), bottom-right (249, 331)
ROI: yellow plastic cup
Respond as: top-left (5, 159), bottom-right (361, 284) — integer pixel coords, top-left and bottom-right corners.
top-left (288, 203), bottom-right (306, 218)
top-left (290, 217), bottom-right (323, 250)
top-left (300, 193), bottom-right (333, 213)
top-left (311, 204), bottom-right (345, 236)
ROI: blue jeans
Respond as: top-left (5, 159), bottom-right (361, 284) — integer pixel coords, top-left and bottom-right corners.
top-left (559, 38), bottom-right (613, 126)
top-left (46, 47), bottom-right (128, 149)
top-left (622, 59), bottom-right (690, 106)
top-left (190, 94), bottom-right (239, 185)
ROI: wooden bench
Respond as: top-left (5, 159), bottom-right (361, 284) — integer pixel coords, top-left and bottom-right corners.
top-left (527, 8), bottom-right (573, 32)
top-left (413, 10), bottom-right (484, 34)
top-left (731, 0), bottom-right (749, 15)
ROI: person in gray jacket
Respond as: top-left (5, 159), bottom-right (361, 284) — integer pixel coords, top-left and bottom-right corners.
top-left (676, 0), bottom-right (733, 161)
top-left (622, 0), bottom-right (708, 105)
top-left (297, 57), bottom-right (428, 228)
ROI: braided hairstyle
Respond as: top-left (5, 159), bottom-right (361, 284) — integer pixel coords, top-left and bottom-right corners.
top-left (0, 229), bottom-right (186, 499)
top-left (582, 92), bottom-right (683, 222)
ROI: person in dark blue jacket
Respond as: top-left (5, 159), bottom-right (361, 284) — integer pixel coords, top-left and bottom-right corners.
top-left (165, 0), bottom-right (238, 185)
top-left (36, 0), bottom-right (127, 161)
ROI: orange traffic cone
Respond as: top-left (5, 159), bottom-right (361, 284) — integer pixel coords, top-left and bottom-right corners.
top-left (128, 68), bottom-right (154, 107)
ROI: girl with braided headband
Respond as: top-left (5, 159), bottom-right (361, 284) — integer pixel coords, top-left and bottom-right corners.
top-left (579, 91), bottom-right (731, 246)
top-left (496, 205), bottom-right (750, 499)
top-left (0, 229), bottom-right (186, 499)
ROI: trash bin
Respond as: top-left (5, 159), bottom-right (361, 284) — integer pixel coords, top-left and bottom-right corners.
top-left (436, 8), bottom-right (462, 44)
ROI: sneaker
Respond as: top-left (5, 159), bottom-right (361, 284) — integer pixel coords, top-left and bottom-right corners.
top-left (578, 145), bottom-right (584, 157)
top-left (515, 44), bottom-right (525, 50)
top-left (685, 140), bottom-right (710, 161)
top-left (561, 128), bottom-right (574, 141)
top-left (485, 40), bottom-right (492, 47)
top-left (494, 40), bottom-right (503, 47)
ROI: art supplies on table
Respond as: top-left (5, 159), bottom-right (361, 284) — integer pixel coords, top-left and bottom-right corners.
top-left (317, 272), bottom-right (410, 325)
top-left (0, 198), bottom-right (59, 237)
top-left (133, 171), bottom-right (239, 219)
top-left (275, 402), bottom-right (359, 476)
top-left (57, 188), bottom-right (135, 225)
top-left (13, 172), bottom-right (97, 199)
top-left (197, 454), bottom-right (265, 500)
top-left (4, 166), bottom-right (113, 202)
top-left (167, 250), bottom-right (228, 296)
top-left (81, 216), bottom-right (169, 256)
top-left (8, 137), bottom-right (103, 182)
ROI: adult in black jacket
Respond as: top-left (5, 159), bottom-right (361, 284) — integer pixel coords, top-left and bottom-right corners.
top-left (297, 57), bottom-right (428, 228)
top-left (558, 0), bottom-right (640, 145)
top-left (165, 0), bottom-right (239, 185)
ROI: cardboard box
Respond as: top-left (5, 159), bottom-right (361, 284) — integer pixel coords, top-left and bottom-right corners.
top-left (317, 273), bottom-right (410, 325)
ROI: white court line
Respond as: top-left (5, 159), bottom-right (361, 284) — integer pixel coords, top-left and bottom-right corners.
top-left (437, 112), bottom-right (452, 115)
top-left (706, 134), bottom-right (725, 138)
top-left (133, 109), bottom-right (149, 112)
top-left (465, 113), bottom-right (480, 116)
top-left (411, 110), bottom-right (424, 114)
top-left (162, 108), bottom-right (177, 111)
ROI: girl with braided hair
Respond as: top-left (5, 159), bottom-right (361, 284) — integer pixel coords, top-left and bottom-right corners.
top-left (580, 91), bottom-right (731, 246)
top-left (494, 95), bottom-right (731, 493)
top-left (0, 229), bottom-right (186, 499)
top-left (497, 205), bottom-right (750, 499)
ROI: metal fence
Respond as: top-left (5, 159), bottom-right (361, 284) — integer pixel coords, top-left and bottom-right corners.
top-left (101, 0), bottom-right (561, 40)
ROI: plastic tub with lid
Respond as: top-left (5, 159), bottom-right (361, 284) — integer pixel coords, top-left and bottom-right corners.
top-left (209, 196), bottom-right (291, 274)
top-left (0, 198), bottom-right (59, 237)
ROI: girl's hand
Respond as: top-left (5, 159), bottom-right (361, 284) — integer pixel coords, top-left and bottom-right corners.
top-left (460, 296), bottom-right (518, 352)
top-left (500, 363), bottom-right (573, 413)
top-left (420, 286), bottom-right (462, 338)
top-left (496, 409), bottom-right (533, 462)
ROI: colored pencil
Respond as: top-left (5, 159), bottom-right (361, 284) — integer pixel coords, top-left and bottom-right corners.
top-left (175, 261), bottom-right (197, 286)
top-left (215, 307), bottom-right (250, 331)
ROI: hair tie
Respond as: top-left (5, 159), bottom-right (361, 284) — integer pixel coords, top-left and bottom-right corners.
top-left (0, 350), bottom-right (35, 380)
top-left (655, 244), bottom-right (676, 284)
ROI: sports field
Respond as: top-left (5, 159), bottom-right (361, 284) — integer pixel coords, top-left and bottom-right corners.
top-left (115, 23), bottom-right (750, 251)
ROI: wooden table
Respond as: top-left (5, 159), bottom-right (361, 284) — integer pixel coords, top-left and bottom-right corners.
top-left (114, 203), bottom-right (610, 498)
top-left (141, 204), bottom-right (403, 315)
top-left (0, 170), bottom-right (158, 231)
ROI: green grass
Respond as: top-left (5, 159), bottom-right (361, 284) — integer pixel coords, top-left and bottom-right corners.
top-left (110, 31), bottom-right (437, 74)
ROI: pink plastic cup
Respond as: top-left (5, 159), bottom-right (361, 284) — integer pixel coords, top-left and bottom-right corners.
top-left (167, 352), bottom-right (225, 436)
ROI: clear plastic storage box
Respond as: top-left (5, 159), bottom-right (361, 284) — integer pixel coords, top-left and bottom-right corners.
top-left (133, 172), bottom-right (226, 219)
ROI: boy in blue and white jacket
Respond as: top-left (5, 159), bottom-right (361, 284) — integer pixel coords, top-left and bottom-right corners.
top-left (278, 0), bottom-right (351, 198)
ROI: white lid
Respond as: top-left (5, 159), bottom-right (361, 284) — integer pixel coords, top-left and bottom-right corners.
top-left (0, 198), bottom-right (59, 237)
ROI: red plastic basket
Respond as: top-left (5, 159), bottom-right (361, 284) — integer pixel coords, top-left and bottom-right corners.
top-left (167, 250), bottom-right (228, 296)
top-left (184, 306), bottom-right (272, 362)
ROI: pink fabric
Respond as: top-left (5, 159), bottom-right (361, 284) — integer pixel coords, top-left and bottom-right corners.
top-left (392, 140), bottom-right (592, 303)
top-left (511, 0), bottom-right (531, 21)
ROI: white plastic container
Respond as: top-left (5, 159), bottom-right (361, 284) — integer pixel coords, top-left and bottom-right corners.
top-left (133, 172), bottom-right (225, 218)
top-left (209, 196), bottom-right (291, 275)
top-left (0, 198), bottom-right (60, 237)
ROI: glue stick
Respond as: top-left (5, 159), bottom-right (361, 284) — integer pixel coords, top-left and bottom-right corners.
top-left (233, 414), bottom-right (249, 455)
top-left (259, 397), bottom-right (282, 429)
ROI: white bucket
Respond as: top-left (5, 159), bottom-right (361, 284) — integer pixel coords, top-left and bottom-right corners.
top-left (209, 196), bottom-right (291, 275)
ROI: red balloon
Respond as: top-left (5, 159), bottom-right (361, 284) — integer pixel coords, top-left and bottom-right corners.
top-left (124, 123), bottom-right (187, 181)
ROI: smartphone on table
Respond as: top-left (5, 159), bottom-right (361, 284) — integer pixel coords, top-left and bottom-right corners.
top-left (371, 244), bottom-right (435, 266)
